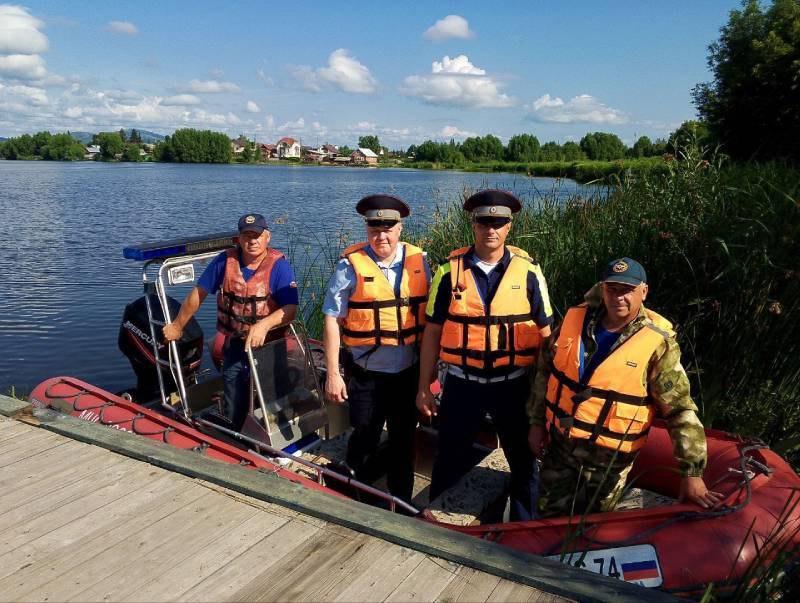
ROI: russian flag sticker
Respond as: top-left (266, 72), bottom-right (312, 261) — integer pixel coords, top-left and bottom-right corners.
top-left (622, 559), bottom-right (661, 581)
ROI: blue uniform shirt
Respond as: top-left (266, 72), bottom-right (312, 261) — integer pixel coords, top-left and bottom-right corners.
top-left (323, 243), bottom-right (432, 373)
top-left (198, 249), bottom-right (299, 307)
top-left (579, 320), bottom-right (621, 382)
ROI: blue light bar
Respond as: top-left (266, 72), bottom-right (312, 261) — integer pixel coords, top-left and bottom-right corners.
top-left (123, 231), bottom-right (239, 261)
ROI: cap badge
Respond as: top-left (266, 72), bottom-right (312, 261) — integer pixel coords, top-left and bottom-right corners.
top-left (377, 210), bottom-right (384, 217)
top-left (613, 261), bottom-right (629, 273)
top-left (489, 206), bottom-right (497, 214)
top-left (245, 215), bottom-right (256, 224)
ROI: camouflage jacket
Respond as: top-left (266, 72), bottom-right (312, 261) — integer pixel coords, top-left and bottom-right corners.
top-left (527, 284), bottom-right (707, 477)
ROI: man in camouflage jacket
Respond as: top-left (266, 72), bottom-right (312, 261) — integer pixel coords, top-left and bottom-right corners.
top-left (527, 258), bottom-right (722, 517)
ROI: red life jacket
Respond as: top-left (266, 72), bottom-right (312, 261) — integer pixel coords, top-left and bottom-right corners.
top-left (216, 248), bottom-right (284, 338)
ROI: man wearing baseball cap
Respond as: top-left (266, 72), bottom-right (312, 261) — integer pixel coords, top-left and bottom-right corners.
top-left (528, 257), bottom-right (722, 517)
top-left (416, 189), bottom-right (553, 521)
top-left (164, 213), bottom-right (298, 431)
top-left (322, 194), bottom-right (431, 505)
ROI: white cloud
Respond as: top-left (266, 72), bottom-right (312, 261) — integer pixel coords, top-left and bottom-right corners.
top-left (290, 49), bottom-right (377, 94)
top-left (6, 84), bottom-right (47, 105)
top-left (527, 94), bottom-right (627, 124)
top-left (186, 79), bottom-right (240, 93)
top-left (423, 15), bottom-right (475, 41)
top-left (0, 53), bottom-right (47, 80)
top-left (246, 100), bottom-right (260, 113)
top-left (264, 114), bottom-right (275, 130)
top-left (356, 121), bottom-right (376, 130)
top-left (440, 125), bottom-right (477, 139)
top-left (105, 21), bottom-right (138, 36)
top-left (401, 55), bottom-right (514, 109)
top-left (63, 106), bottom-right (82, 118)
top-left (318, 49), bottom-right (376, 94)
top-left (433, 55), bottom-right (485, 75)
top-left (0, 5), bottom-right (48, 54)
top-left (277, 117), bottom-right (305, 132)
top-left (162, 94), bottom-right (201, 106)
top-left (257, 67), bottom-right (274, 87)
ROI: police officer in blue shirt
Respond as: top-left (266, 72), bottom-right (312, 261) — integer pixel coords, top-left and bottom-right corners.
top-left (416, 190), bottom-right (553, 521)
top-left (323, 195), bottom-right (431, 503)
top-left (164, 213), bottom-right (299, 431)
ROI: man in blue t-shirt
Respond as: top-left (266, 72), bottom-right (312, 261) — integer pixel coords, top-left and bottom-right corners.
top-left (164, 213), bottom-right (299, 430)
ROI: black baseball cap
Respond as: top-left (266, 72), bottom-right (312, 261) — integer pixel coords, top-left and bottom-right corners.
top-left (238, 213), bottom-right (269, 234)
top-left (602, 257), bottom-right (647, 286)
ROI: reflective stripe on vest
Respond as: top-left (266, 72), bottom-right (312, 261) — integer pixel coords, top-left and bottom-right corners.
top-left (341, 242), bottom-right (429, 347)
top-left (216, 247), bottom-right (283, 338)
top-left (545, 304), bottom-right (671, 454)
top-left (440, 245), bottom-right (541, 371)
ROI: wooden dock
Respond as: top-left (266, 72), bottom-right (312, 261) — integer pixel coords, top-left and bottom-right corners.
top-left (0, 396), bottom-right (673, 602)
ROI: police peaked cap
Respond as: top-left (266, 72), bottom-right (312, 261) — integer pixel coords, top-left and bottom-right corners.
top-left (356, 194), bottom-right (411, 221)
top-left (463, 189), bottom-right (522, 217)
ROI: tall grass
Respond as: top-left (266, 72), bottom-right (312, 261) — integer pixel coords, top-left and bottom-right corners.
top-left (408, 148), bottom-right (800, 463)
top-left (409, 157), bottom-right (669, 183)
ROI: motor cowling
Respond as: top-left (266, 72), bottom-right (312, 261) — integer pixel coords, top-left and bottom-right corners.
top-left (118, 295), bottom-right (204, 402)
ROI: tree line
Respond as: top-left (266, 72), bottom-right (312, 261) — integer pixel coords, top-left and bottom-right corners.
top-left (406, 124), bottom-right (710, 165)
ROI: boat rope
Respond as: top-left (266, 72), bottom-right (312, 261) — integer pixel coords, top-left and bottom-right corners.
top-left (548, 443), bottom-right (766, 554)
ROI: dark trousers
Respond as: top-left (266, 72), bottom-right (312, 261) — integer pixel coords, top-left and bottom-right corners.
top-left (346, 363), bottom-right (419, 503)
top-left (430, 374), bottom-right (537, 521)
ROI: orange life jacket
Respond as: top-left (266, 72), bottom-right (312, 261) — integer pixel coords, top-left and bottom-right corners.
top-left (545, 303), bottom-right (673, 454)
top-left (340, 242), bottom-right (429, 347)
top-left (440, 246), bottom-right (542, 372)
top-left (216, 247), bottom-right (284, 338)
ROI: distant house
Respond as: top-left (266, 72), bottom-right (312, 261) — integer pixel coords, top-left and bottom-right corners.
top-left (333, 156), bottom-right (352, 165)
top-left (276, 137), bottom-right (301, 159)
top-left (322, 144), bottom-right (338, 157)
top-left (259, 143), bottom-right (277, 160)
top-left (84, 144), bottom-right (101, 160)
top-left (302, 147), bottom-right (326, 163)
top-left (352, 147), bottom-right (378, 165)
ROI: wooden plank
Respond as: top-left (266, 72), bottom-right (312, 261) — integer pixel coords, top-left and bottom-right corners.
top-left (120, 506), bottom-right (292, 602)
top-left (178, 518), bottom-right (322, 602)
top-left (292, 534), bottom-right (399, 602)
top-left (331, 545), bottom-right (426, 602)
top-left (21, 490), bottom-right (221, 602)
top-left (0, 396), bottom-right (31, 417)
top-left (0, 420), bottom-right (35, 442)
top-left (0, 454), bottom-right (155, 539)
top-left (234, 529), bottom-right (384, 602)
top-left (0, 458), bottom-right (166, 554)
top-left (386, 556), bottom-right (460, 602)
top-left (436, 566), bottom-right (503, 603)
top-left (0, 477), bottom-right (206, 600)
top-left (0, 431), bottom-right (67, 465)
top-left (25, 405), bottom-right (674, 602)
top-left (0, 443), bottom-right (121, 509)
top-left (71, 492), bottom-right (259, 602)
top-left (487, 579), bottom-right (565, 603)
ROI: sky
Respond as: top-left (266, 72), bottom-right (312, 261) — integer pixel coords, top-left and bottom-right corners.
top-left (0, 1), bottom-right (741, 148)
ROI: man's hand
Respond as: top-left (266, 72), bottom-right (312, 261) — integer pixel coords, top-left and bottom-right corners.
top-left (679, 476), bottom-right (724, 509)
top-left (416, 388), bottom-right (437, 417)
top-left (528, 424), bottom-right (548, 459)
top-left (325, 373), bottom-right (348, 404)
top-left (163, 322), bottom-right (182, 342)
top-left (245, 320), bottom-right (271, 350)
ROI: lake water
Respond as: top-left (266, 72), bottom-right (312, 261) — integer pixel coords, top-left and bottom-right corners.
top-left (0, 161), bottom-right (591, 394)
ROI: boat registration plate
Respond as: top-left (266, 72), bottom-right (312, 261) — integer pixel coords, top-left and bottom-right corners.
top-left (547, 544), bottom-right (663, 588)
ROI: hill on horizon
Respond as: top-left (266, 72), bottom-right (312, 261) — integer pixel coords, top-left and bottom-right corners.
top-left (69, 129), bottom-right (166, 144)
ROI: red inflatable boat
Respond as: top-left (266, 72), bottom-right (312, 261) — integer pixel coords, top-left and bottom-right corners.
top-left (30, 375), bottom-right (800, 598)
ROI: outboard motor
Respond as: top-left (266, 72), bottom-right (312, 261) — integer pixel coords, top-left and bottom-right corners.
top-left (118, 295), bottom-right (204, 402)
